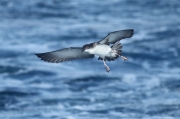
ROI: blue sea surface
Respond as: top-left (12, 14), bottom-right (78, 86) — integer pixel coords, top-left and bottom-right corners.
top-left (0, 0), bottom-right (180, 119)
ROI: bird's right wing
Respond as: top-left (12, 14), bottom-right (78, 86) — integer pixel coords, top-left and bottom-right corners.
top-left (98, 29), bottom-right (134, 45)
top-left (35, 47), bottom-right (94, 63)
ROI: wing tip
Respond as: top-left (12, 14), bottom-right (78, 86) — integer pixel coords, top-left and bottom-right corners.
top-left (124, 29), bottom-right (134, 38)
top-left (129, 29), bottom-right (134, 37)
top-left (35, 53), bottom-right (56, 63)
top-left (35, 53), bottom-right (40, 57)
top-left (112, 29), bottom-right (134, 37)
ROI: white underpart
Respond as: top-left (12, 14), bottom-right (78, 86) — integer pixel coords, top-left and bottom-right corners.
top-left (84, 44), bottom-right (116, 59)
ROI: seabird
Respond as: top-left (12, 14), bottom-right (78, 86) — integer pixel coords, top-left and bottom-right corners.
top-left (35, 29), bottom-right (134, 72)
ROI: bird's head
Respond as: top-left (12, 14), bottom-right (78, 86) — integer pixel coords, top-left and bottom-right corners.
top-left (82, 44), bottom-right (89, 53)
top-left (81, 43), bottom-right (95, 53)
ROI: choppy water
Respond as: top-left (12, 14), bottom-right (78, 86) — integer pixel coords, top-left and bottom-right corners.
top-left (0, 0), bottom-right (180, 119)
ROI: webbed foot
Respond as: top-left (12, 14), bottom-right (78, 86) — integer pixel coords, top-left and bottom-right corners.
top-left (120, 55), bottom-right (128, 61)
top-left (103, 60), bottom-right (110, 73)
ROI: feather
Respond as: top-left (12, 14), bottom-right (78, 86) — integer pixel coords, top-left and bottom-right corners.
top-left (35, 47), bottom-right (94, 63)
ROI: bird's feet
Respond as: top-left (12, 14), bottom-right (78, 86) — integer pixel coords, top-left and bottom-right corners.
top-left (103, 60), bottom-right (110, 73)
top-left (105, 66), bottom-right (110, 73)
top-left (120, 55), bottom-right (128, 61)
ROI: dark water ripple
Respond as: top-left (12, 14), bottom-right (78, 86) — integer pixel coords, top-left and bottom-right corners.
top-left (0, 0), bottom-right (180, 119)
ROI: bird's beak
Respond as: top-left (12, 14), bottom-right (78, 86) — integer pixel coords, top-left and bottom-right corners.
top-left (81, 49), bottom-right (84, 53)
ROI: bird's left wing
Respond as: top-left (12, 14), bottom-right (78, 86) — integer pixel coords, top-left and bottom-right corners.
top-left (98, 29), bottom-right (134, 45)
top-left (35, 47), bottom-right (94, 63)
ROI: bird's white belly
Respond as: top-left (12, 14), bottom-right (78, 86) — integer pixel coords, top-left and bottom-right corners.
top-left (85, 44), bottom-right (115, 58)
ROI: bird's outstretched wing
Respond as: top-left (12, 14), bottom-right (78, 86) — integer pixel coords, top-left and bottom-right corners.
top-left (98, 29), bottom-right (134, 45)
top-left (35, 47), bottom-right (94, 63)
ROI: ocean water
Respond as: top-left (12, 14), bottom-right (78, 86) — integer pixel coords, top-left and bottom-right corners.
top-left (0, 0), bottom-right (180, 119)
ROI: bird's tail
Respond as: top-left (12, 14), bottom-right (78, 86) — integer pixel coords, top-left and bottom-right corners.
top-left (111, 42), bottom-right (122, 55)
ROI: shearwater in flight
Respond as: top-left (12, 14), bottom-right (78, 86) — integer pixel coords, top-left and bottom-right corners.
top-left (35, 29), bottom-right (134, 72)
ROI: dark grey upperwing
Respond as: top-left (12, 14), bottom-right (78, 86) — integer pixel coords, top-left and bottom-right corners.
top-left (98, 29), bottom-right (134, 45)
top-left (35, 47), bottom-right (94, 63)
